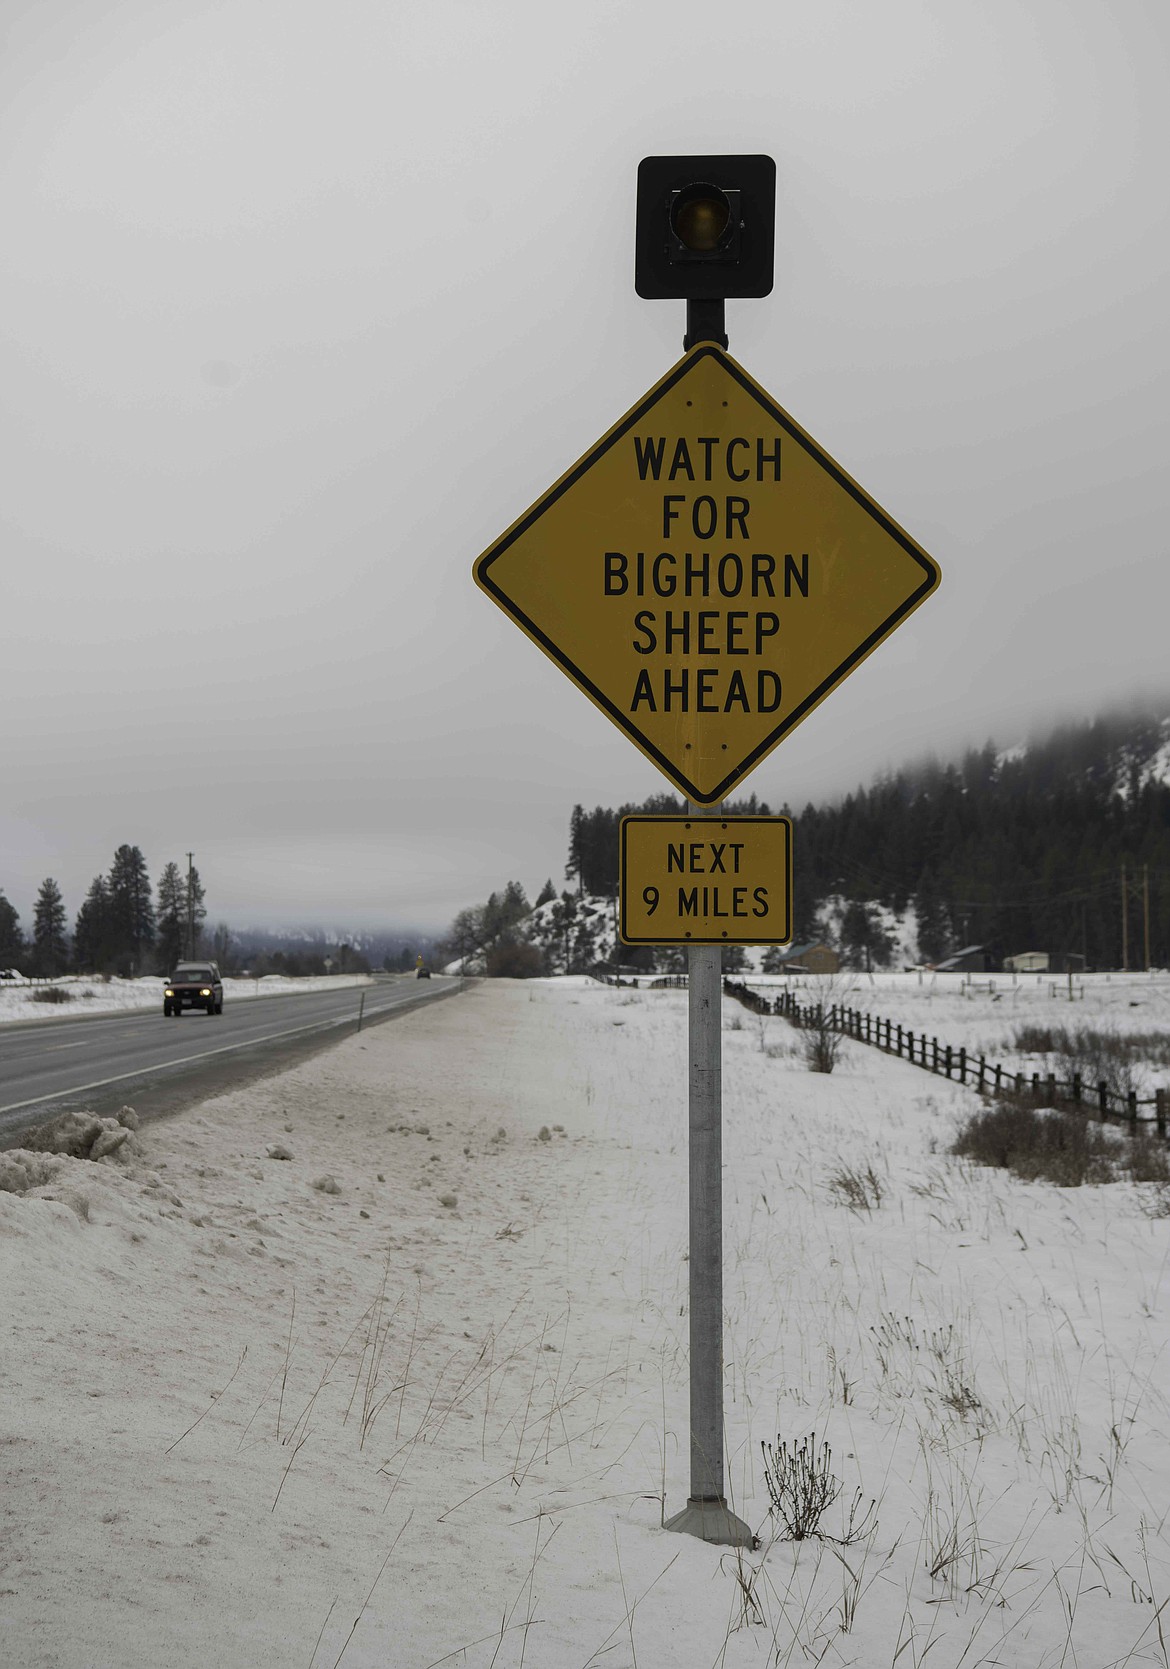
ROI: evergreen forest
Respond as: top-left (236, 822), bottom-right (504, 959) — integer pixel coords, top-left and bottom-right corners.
top-left (558, 703), bottom-right (1170, 971)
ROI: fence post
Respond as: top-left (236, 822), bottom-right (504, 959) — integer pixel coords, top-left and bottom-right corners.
top-left (1031, 1072), bottom-right (1040, 1102)
top-left (1098, 1081), bottom-right (1108, 1116)
top-left (994, 1063), bottom-right (1002, 1093)
top-left (1072, 1072), bottom-right (1082, 1105)
top-left (945, 1045), bottom-right (953, 1079)
top-left (897, 1024), bottom-right (903, 1058)
top-left (1128, 1090), bottom-right (1139, 1128)
top-left (1157, 1089), bottom-right (1167, 1139)
top-left (959, 1047), bottom-right (967, 1085)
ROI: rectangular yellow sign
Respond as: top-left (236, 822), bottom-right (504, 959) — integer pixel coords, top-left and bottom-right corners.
top-left (619, 815), bottom-right (793, 945)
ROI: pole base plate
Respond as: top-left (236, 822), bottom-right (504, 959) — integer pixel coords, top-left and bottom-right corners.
top-left (664, 1497), bottom-right (756, 1548)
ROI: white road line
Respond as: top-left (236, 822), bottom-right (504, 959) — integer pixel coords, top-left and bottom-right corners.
top-left (0, 992), bottom-right (444, 1116)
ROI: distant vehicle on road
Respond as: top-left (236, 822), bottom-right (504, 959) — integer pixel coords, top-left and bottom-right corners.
top-left (163, 962), bottom-right (223, 1016)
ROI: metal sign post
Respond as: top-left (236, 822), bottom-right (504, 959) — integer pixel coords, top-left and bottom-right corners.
top-left (662, 807), bottom-right (754, 1546)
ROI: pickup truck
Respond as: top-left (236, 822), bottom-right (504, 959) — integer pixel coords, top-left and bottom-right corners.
top-left (163, 962), bottom-right (224, 1016)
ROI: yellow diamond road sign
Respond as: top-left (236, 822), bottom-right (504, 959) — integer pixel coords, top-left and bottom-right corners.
top-left (474, 345), bottom-right (940, 804)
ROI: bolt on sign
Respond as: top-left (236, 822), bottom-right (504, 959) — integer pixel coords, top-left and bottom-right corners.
top-left (474, 345), bottom-right (940, 804)
top-left (620, 815), bottom-right (792, 945)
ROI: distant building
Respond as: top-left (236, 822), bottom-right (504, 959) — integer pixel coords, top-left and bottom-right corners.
top-left (1004, 951), bottom-right (1049, 973)
top-left (934, 944), bottom-right (993, 974)
top-left (773, 941), bottom-right (840, 975)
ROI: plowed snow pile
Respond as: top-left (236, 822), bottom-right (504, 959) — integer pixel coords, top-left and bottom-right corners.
top-left (2, 980), bottom-right (1169, 1667)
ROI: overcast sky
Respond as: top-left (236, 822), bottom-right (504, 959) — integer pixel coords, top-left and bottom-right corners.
top-left (3, 0), bottom-right (1167, 935)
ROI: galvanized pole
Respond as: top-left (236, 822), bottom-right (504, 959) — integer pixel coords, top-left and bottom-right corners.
top-left (665, 798), bottom-right (753, 1547)
top-left (663, 293), bottom-right (754, 1547)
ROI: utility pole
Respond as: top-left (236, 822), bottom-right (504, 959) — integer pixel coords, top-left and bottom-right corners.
top-left (1119, 861), bottom-right (1151, 972)
top-left (1122, 859), bottom-right (1128, 972)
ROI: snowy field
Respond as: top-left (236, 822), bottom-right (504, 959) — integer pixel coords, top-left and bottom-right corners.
top-left (2, 978), bottom-right (1170, 1667)
top-left (741, 969), bottom-right (1170, 1093)
top-left (0, 972), bottom-right (375, 1025)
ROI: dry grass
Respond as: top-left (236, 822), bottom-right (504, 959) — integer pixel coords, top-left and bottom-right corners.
top-left (825, 1161), bottom-right (884, 1212)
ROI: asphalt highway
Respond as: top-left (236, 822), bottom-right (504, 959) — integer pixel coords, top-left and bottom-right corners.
top-left (0, 976), bottom-right (463, 1144)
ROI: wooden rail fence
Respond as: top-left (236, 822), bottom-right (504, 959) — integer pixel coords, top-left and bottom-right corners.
top-left (723, 980), bottom-right (1169, 1137)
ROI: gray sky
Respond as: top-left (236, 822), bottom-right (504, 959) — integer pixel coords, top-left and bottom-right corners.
top-left (3, 0), bottom-right (1168, 934)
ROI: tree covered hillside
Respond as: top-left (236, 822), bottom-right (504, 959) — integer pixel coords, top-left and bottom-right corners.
top-left (792, 705), bottom-right (1170, 969)
top-left (437, 702), bottom-right (1170, 976)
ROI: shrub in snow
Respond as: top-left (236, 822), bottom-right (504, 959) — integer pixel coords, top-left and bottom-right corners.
top-left (761, 1432), bottom-right (840, 1539)
top-left (951, 1100), bottom-right (1141, 1186)
top-left (761, 1432), bottom-right (877, 1545)
top-left (312, 1174), bottom-right (341, 1194)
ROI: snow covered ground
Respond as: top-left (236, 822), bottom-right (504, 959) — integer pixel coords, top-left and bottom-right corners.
top-left (2, 977), bottom-right (1169, 1666)
top-left (740, 969), bottom-right (1170, 1092)
top-left (0, 972), bottom-right (374, 1026)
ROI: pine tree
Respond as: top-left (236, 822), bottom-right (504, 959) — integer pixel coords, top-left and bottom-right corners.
top-left (566, 806), bottom-right (586, 895)
top-left (534, 878), bottom-right (557, 908)
top-left (186, 865), bottom-right (207, 956)
top-left (500, 880), bottom-right (529, 924)
top-left (73, 876), bottom-right (112, 973)
top-left (156, 863), bottom-right (186, 972)
top-left (0, 891), bottom-right (25, 968)
top-left (107, 845), bottom-right (155, 974)
top-left (31, 878), bottom-right (68, 976)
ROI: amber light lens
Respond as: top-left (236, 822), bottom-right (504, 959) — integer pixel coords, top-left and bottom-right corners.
top-left (671, 186), bottom-right (732, 252)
